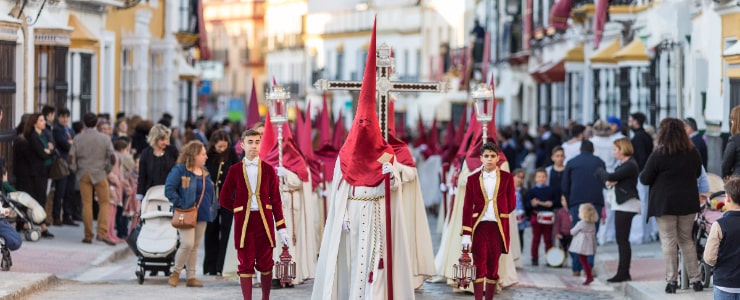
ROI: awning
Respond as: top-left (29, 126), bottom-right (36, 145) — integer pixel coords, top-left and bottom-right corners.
top-left (589, 38), bottom-right (621, 64)
top-left (614, 39), bottom-right (649, 62)
top-left (508, 51), bottom-right (530, 66)
top-left (725, 42), bottom-right (740, 57)
top-left (564, 43), bottom-right (584, 62)
top-left (726, 42), bottom-right (740, 72)
top-left (531, 61), bottom-right (565, 83)
top-left (177, 55), bottom-right (200, 80)
top-left (68, 15), bottom-right (98, 51)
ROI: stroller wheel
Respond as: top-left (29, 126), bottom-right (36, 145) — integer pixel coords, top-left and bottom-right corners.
top-left (25, 229), bottom-right (41, 242)
top-left (136, 266), bottom-right (145, 284)
top-left (700, 262), bottom-right (712, 288)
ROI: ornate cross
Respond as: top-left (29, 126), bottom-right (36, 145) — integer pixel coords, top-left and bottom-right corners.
top-left (314, 43), bottom-right (450, 140)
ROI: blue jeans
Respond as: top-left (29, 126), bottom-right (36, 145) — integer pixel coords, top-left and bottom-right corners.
top-left (0, 221), bottom-right (21, 250)
top-left (569, 204), bottom-right (602, 272)
top-left (715, 287), bottom-right (740, 300)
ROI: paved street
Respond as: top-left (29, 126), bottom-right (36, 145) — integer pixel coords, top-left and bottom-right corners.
top-left (1, 209), bottom-right (711, 300)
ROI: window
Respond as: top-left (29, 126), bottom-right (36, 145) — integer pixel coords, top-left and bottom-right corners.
top-left (35, 45), bottom-right (68, 111)
top-left (149, 49), bottom-right (166, 120)
top-left (335, 50), bottom-right (344, 80)
top-left (730, 79), bottom-right (740, 111)
top-left (567, 71), bottom-right (583, 123)
top-left (68, 52), bottom-right (93, 119)
top-left (179, 0), bottom-right (196, 32)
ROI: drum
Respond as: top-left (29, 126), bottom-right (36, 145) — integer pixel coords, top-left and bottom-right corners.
top-left (515, 210), bottom-right (526, 223)
top-left (536, 211), bottom-right (555, 225)
top-left (545, 247), bottom-right (566, 268)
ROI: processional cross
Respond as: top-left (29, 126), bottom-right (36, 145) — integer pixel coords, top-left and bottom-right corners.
top-left (314, 43), bottom-right (450, 139)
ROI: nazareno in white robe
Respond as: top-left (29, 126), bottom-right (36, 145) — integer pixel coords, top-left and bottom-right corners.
top-left (311, 158), bottom-right (414, 300)
top-left (394, 161), bottom-right (437, 289)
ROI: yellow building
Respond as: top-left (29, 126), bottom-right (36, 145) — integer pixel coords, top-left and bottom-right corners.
top-left (106, 0), bottom-right (203, 125)
top-left (202, 0), bottom-right (266, 109)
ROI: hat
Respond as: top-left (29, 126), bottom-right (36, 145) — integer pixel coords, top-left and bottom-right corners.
top-left (606, 116), bottom-right (621, 131)
top-left (592, 119), bottom-right (611, 137)
top-left (245, 78), bottom-right (260, 129)
top-left (338, 19), bottom-right (396, 187)
top-left (263, 123), bottom-right (310, 181)
top-left (317, 92), bottom-right (333, 148)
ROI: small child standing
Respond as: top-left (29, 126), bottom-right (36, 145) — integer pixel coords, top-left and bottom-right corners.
top-left (554, 196), bottom-right (572, 256)
top-left (512, 169), bottom-right (529, 251)
top-left (704, 177), bottom-right (740, 298)
top-left (569, 203), bottom-right (598, 285)
top-left (524, 168), bottom-right (559, 266)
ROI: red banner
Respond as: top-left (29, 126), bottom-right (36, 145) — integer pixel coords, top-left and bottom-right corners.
top-left (593, 0), bottom-right (609, 49)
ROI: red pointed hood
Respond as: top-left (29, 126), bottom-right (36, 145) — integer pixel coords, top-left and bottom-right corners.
top-left (297, 103), bottom-right (314, 160)
top-left (263, 123), bottom-right (309, 181)
top-left (246, 78), bottom-right (260, 129)
top-left (332, 114), bottom-right (346, 149)
top-left (456, 108), bottom-right (479, 158)
top-left (314, 144), bottom-right (338, 182)
top-left (388, 100), bottom-right (415, 167)
top-left (338, 19), bottom-right (395, 186)
top-left (318, 92), bottom-right (333, 148)
top-left (412, 112), bottom-right (428, 148)
top-left (259, 112), bottom-right (276, 160)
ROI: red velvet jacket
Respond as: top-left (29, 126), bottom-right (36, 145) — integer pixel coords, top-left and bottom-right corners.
top-left (219, 160), bottom-right (286, 248)
top-left (461, 168), bottom-right (516, 253)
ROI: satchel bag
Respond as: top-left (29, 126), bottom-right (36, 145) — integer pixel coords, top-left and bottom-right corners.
top-left (171, 172), bottom-right (206, 229)
top-left (49, 151), bottom-right (70, 180)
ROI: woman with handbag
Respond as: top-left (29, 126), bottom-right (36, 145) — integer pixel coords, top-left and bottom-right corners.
top-left (595, 138), bottom-right (640, 283)
top-left (164, 141), bottom-right (215, 288)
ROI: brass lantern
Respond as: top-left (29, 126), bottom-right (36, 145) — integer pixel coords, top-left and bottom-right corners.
top-left (266, 85), bottom-right (291, 168)
top-left (471, 83), bottom-right (494, 141)
top-left (274, 244), bottom-right (296, 287)
top-left (453, 245), bottom-right (476, 289)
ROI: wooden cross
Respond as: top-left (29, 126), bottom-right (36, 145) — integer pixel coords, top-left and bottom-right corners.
top-left (314, 42), bottom-right (449, 140)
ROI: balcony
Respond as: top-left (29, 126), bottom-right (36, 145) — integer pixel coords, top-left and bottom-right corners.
top-left (571, 0), bottom-right (649, 20)
top-left (240, 48), bottom-right (265, 67)
top-left (267, 33), bottom-right (304, 51)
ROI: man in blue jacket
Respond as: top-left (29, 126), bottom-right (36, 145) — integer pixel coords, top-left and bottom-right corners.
top-left (562, 140), bottom-right (605, 276)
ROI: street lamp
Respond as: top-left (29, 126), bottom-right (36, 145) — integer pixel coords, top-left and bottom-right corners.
top-left (266, 85), bottom-right (291, 168)
top-left (472, 83), bottom-right (494, 141)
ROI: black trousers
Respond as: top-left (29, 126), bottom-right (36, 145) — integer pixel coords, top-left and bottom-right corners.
top-left (203, 207), bottom-right (234, 274)
top-left (615, 210), bottom-right (637, 276)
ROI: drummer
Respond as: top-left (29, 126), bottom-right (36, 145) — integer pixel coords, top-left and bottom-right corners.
top-left (524, 168), bottom-right (561, 266)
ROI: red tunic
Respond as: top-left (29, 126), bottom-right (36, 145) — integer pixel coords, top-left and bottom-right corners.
top-left (219, 160), bottom-right (286, 248)
top-left (461, 168), bottom-right (516, 254)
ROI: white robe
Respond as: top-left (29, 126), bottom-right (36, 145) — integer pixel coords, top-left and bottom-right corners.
top-left (312, 159), bottom-right (414, 300)
top-left (395, 161), bottom-right (437, 289)
top-left (434, 161), bottom-right (519, 292)
top-left (272, 169), bottom-right (317, 283)
top-left (417, 155), bottom-right (443, 207)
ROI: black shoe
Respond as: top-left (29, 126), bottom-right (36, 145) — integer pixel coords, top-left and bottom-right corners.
top-left (692, 281), bottom-right (704, 292)
top-left (665, 281), bottom-right (678, 294)
top-left (606, 274), bottom-right (631, 283)
top-left (532, 259), bottom-right (539, 266)
top-left (41, 230), bottom-right (54, 239)
top-left (53, 219), bottom-right (63, 226)
top-left (62, 219), bottom-right (80, 227)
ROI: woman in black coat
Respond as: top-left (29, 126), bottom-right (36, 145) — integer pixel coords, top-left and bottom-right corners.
top-left (136, 124), bottom-right (179, 199)
top-left (722, 105), bottom-right (740, 179)
top-left (202, 130), bottom-right (239, 276)
top-left (15, 114), bottom-right (54, 238)
top-left (595, 138), bottom-right (640, 283)
top-left (639, 118), bottom-right (703, 293)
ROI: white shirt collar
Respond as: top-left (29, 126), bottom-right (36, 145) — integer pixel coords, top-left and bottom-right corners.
top-left (243, 157), bottom-right (259, 166)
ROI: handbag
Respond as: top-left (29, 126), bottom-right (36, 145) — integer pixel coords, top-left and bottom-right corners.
top-left (49, 151), bottom-right (70, 180)
top-left (171, 172), bottom-right (206, 229)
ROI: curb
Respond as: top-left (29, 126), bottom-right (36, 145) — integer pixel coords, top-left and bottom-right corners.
top-left (62, 245), bottom-right (132, 280)
top-left (0, 274), bottom-right (60, 300)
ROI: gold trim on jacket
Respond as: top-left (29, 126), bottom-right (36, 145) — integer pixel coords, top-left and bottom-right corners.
top-left (473, 169), bottom-right (509, 253)
top-left (240, 160), bottom-right (275, 248)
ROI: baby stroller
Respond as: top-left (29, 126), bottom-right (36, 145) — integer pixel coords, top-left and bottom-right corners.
top-left (128, 185), bottom-right (178, 284)
top-left (1, 191), bottom-right (47, 242)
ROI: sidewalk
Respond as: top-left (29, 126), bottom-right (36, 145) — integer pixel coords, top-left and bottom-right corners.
top-left (0, 222), bottom-right (130, 299)
top-left (513, 232), bottom-right (713, 299)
